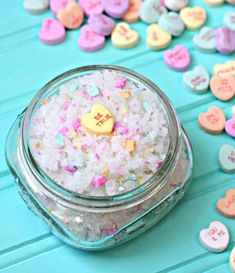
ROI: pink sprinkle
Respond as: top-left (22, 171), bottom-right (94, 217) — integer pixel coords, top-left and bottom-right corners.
top-left (58, 126), bottom-right (68, 136)
top-left (72, 103), bottom-right (76, 108)
top-left (145, 161), bottom-right (151, 165)
top-left (90, 96), bottom-right (95, 101)
top-left (82, 89), bottom-right (88, 95)
top-left (95, 153), bottom-right (100, 160)
top-left (59, 114), bottom-right (67, 122)
top-left (135, 127), bottom-right (140, 133)
top-left (92, 175), bottom-right (107, 188)
top-left (114, 78), bottom-right (127, 89)
top-left (116, 167), bottom-right (124, 175)
top-left (156, 160), bottom-right (163, 169)
top-left (106, 224), bottom-right (118, 236)
top-left (64, 165), bottom-right (77, 174)
top-left (63, 103), bottom-right (69, 111)
top-left (114, 121), bottom-right (122, 131)
top-left (122, 127), bottom-right (129, 135)
top-left (135, 204), bottom-right (142, 211)
top-left (72, 118), bottom-right (81, 132)
top-left (82, 144), bottom-right (89, 149)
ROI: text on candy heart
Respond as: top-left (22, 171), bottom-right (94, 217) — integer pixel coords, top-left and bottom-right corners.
top-left (94, 112), bottom-right (112, 127)
top-left (207, 225), bottom-right (227, 241)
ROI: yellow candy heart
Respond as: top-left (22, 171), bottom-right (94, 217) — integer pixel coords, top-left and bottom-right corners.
top-left (111, 22), bottom-right (139, 49)
top-left (213, 61), bottom-right (235, 77)
top-left (81, 104), bottom-right (114, 135)
top-left (147, 24), bottom-right (172, 50)
top-left (180, 6), bottom-right (206, 30)
top-left (204, 0), bottom-right (224, 7)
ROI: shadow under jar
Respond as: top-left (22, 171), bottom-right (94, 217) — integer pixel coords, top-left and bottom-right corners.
top-left (5, 65), bottom-right (193, 250)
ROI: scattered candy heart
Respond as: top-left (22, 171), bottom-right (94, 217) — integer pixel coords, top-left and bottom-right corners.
top-left (111, 22), bottom-right (139, 48)
top-left (164, 45), bottom-right (190, 71)
top-left (159, 12), bottom-right (185, 37)
top-left (140, 0), bottom-right (167, 24)
top-left (215, 26), bottom-right (235, 54)
top-left (78, 25), bottom-right (105, 52)
top-left (88, 14), bottom-right (115, 36)
top-left (123, 0), bottom-right (142, 23)
top-left (219, 144), bottom-right (235, 173)
top-left (213, 61), bottom-right (235, 77)
top-left (180, 6), bottom-right (207, 30)
top-left (102, 0), bottom-right (130, 19)
top-left (81, 104), bottom-right (114, 135)
top-left (225, 117), bottom-right (235, 138)
top-left (79, 0), bottom-right (104, 17)
top-left (217, 189), bottom-right (235, 218)
top-left (39, 18), bottom-right (66, 45)
top-left (183, 65), bottom-right (209, 94)
top-left (50, 0), bottom-right (74, 14)
top-left (198, 106), bottom-right (225, 135)
top-left (146, 24), bottom-right (172, 50)
top-left (224, 11), bottom-right (235, 31)
top-left (165, 0), bottom-right (188, 11)
top-left (204, 0), bottom-right (224, 6)
top-left (125, 139), bottom-right (136, 152)
top-left (210, 74), bottom-right (235, 101)
top-left (193, 26), bottom-right (216, 53)
top-left (230, 247), bottom-right (235, 273)
top-left (24, 0), bottom-right (49, 14)
top-left (226, 0), bottom-right (235, 4)
top-left (199, 221), bottom-right (229, 252)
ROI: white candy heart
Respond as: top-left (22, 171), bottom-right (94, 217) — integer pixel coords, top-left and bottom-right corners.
top-left (199, 221), bottom-right (229, 253)
top-left (165, 0), bottom-right (188, 11)
top-left (183, 65), bottom-right (209, 94)
top-left (24, 0), bottom-right (49, 14)
top-left (140, 0), bottom-right (167, 24)
top-left (193, 26), bottom-right (216, 53)
top-left (159, 12), bottom-right (185, 36)
top-left (224, 11), bottom-right (235, 32)
top-left (230, 247), bottom-right (235, 273)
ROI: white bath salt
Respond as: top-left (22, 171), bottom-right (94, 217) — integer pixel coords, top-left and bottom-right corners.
top-left (30, 70), bottom-right (171, 196)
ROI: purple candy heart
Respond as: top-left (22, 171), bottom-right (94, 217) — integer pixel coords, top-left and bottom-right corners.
top-left (101, 0), bottom-right (130, 18)
top-left (88, 14), bottom-right (115, 36)
top-left (215, 26), bottom-right (235, 54)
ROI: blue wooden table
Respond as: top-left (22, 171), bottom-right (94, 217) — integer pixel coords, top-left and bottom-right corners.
top-left (1, 1), bottom-right (235, 272)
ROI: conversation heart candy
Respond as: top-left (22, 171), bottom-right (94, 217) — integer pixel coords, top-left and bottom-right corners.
top-left (183, 65), bottom-right (209, 94)
top-left (199, 221), bottom-right (229, 252)
top-left (204, 0), bottom-right (224, 6)
top-left (102, 0), bottom-right (130, 18)
top-left (146, 24), bottom-right (171, 50)
top-left (193, 27), bottom-right (216, 53)
top-left (217, 189), bottom-right (235, 217)
top-left (140, 0), bottom-right (167, 24)
top-left (226, 0), bottom-right (235, 4)
top-left (24, 0), bottom-right (49, 14)
top-left (81, 104), bottom-right (114, 135)
top-left (215, 26), bottom-right (235, 54)
top-left (79, 0), bottom-right (104, 17)
top-left (164, 45), bottom-right (190, 71)
top-left (57, 2), bottom-right (84, 29)
top-left (198, 106), bottom-right (225, 134)
top-left (180, 6), bottom-right (206, 30)
top-left (210, 74), bottom-right (235, 101)
top-left (39, 18), bottom-right (66, 45)
top-left (78, 25), bottom-right (105, 52)
top-left (165, 0), bottom-right (188, 11)
top-left (123, 0), bottom-right (142, 23)
top-left (213, 61), bottom-right (235, 77)
top-left (225, 117), bottom-right (235, 138)
top-left (111, 22), bottom-right (139, 48)
top-left (224, 12), bottom-right (235, 31)
top-left (88, 14), bottom-right (115, 36)
top-left (219, 144), bottom-right (235, 173)
top-left (50, 0), bottom-right (74, 14)
top-left (159, 12), bottom-right (185, 37)
top-left (230, 248), bottom-right (235, 273)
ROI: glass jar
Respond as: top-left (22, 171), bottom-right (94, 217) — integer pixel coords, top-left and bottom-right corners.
top-left (5, 65), bottom-right (193, 250)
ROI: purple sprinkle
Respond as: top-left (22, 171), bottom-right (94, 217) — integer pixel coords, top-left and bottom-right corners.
top-left (72, 118), bottom-right (81, 131)
top-left (156, 160), bottom-right (163, 169)
top-left (64, 165), bottom-right (77, 174)
top-left (58, 126), bottom-right (68, 136)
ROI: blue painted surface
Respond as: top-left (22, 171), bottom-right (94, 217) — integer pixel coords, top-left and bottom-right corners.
top-left (1, 0), bottom-right (235, 272)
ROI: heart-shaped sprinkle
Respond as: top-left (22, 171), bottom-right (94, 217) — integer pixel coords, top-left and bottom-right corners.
top-left (217, 189), bottom-right (235, 217)
top-left (204, 0), bottom-right (224, 6)
top-left (180, 6), bottom-right (206, 30)
top-left (230, 247), bottom-right (235, 273)
top-left (164, 45), bottom-right (190, 71)
top-left (102, 0), bottom-right (130, 19)
top-left (219, 144), bottom-right (235, 173)
top-left (199, 221), bottom-right (229, 253)
top-left (57, 2), bottom-right (84, 29)
top-left (159, 12), bottom-right (185, 37)
top-left (198, 106), bottom-right (225, 134)
top-left (193, 26), bottom-right (216, 53)
top-left (81, 104), bottom-right (114, 135)
top-left (210, 74), bottom-right (235, 101)
top-left (88, 14), bottom-right (115, 36)
top-left (92, 175), bottom-right (107, 188)
top-left (183, 65), bottom-right (209, 94)
top-left (78, 25), bottom-right (105, 52)
top-left (123, 0), bottom-right (142, 23)
top-left (50, 0), bottom-right (74, 14)
top-left (224, 11), bottom-right (235, 31)
top-left (39, 18), bottom-right (66, 45)
top-left (140, 0), bottom-right (167, 24)
top-left (88, 85), bottom-right (100, 97)
top-left (111, 22), bottom-right (139, 48)
top-left (79, 0), bottom-right (104, 17)
top-left (215, 26), bottom-right (235, 54)
top-left (165, 0), bottom-right (188, 11)
top-left (24, 0), bottom-right (49, 14)
top-left (213, 61), bottom-right (235, 77)
top-left (225, 117), bottom-right (235, 138)
top-left (147, 24), bottom-right (172, 50)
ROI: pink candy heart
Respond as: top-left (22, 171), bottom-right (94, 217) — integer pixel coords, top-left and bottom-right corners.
top-left (78, 25), bottom-right (105, 52)
top-left (39, 18), bottom-right (66, 45)
top-left (164, 45), bottom-right (190, 71)
top-left (88, 14), bottom-right (115, 36)
top-left (50, 0), bottom-right (74, 14)
top-left (80, 0), bottom-right (104, 17)
top-left (102, 0), bottom-right (130, 18)
top-left (225, 117), bottom-right (235, 137)
top-left (215, 26), bottom-right (235, 54)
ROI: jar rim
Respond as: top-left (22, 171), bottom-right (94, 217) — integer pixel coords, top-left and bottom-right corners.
top-left (20, 65), bottom-right (182, 206)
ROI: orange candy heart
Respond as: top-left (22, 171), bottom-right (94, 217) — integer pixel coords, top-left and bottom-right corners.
top-left (198, 106), bottom-right (225, 134)
top-left (123, 0), bottom-right (142, 23)
top-left (57, 2), bottom-right (84, 29)
top-left (217, 189), bottom-right (235, 218)
top-left (210, 75), bottom-right (235, 101)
